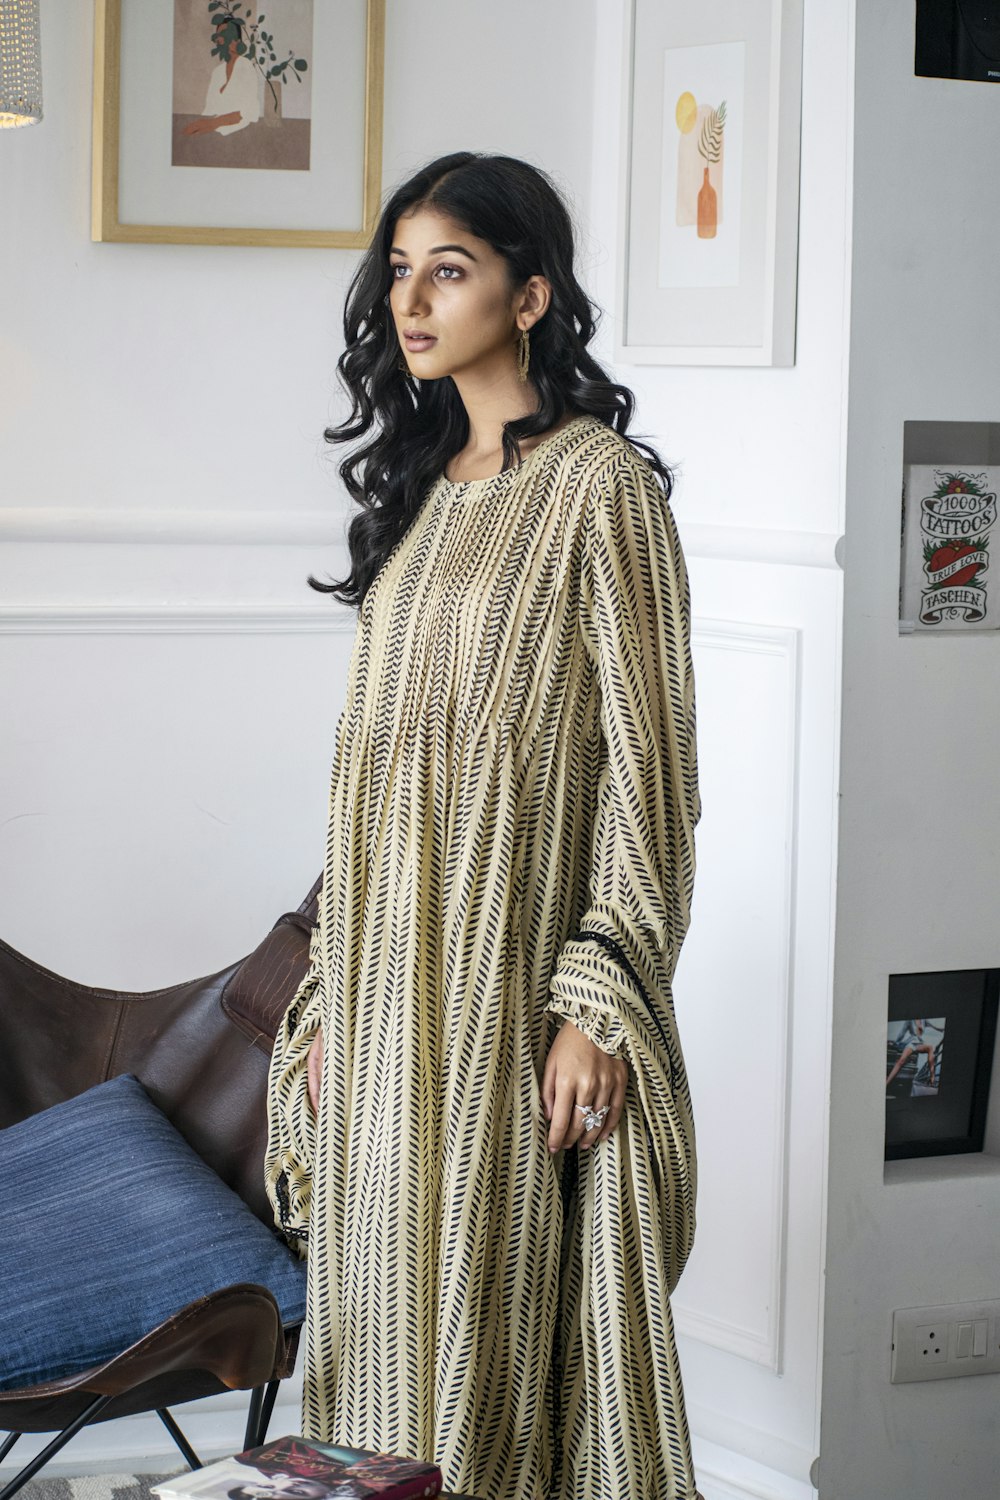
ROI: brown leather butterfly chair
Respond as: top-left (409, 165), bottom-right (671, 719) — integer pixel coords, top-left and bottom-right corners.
top-left (0, 876), bottom-right (321, 1500)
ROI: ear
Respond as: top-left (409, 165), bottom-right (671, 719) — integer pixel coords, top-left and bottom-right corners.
top-left (515, 274), bottom-right (553, 331)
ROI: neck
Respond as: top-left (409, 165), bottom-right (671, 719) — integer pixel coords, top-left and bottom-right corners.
top-left (450, 369), bottom-right (540, 454)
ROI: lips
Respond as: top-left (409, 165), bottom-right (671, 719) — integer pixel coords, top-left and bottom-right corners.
top-left (403, 332), bottom-right (437, 351)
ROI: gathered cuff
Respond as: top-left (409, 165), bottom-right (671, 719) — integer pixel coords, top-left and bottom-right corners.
top-left (545, 996), bottom-right (628, 1057)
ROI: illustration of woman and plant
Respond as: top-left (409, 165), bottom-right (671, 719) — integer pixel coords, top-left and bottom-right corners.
top-left (183, 2), bottom-right (308, 138)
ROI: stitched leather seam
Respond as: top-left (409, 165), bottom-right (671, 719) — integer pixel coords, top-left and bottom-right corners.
top-left (102, 998), bottom-right (128, 1083)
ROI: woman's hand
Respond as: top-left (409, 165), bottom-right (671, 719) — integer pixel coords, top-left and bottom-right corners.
top-left (542, 1020), bottom-right (628, 1153)
top-left (307, 1027), bottom-right (324, 1115)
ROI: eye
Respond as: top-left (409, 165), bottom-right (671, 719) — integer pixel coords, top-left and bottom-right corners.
top-left (435, 263), bottom-right (463, 281)
top-left (389, 263), bottom-right (409, 279)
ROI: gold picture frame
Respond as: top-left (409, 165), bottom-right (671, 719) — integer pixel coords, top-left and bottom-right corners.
top-left (92, 0), bottom-right (384, 248)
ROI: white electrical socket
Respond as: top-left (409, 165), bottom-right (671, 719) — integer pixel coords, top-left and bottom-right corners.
top-left (913, 1324), bottom-right (948, 1363)
top-left (892, 1300), bottom-right (1000, 1383)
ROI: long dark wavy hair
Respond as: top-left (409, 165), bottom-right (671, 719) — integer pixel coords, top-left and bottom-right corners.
top-left (311, 151), bottom-right (673, 610)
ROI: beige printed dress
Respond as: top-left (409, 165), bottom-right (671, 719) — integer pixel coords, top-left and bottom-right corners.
top-left (265, 414), bottom-right (701, 1500)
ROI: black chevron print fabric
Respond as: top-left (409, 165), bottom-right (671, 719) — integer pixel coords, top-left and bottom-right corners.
top-left (265, 414), bottom-right (701, 1500)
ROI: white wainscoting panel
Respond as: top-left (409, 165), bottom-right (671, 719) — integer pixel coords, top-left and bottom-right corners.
top-left (671, 620), bottom-right (799, 1373)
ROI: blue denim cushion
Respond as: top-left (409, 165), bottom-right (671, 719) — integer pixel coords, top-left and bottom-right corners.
top-left (0, 1073), bottom-right (306, 1391)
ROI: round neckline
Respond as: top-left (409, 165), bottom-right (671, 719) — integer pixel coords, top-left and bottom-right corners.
top-left (438, 414), bottom-right (594, 492)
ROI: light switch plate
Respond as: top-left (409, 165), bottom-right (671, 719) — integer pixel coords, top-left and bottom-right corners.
top-left (892, 1299), bottom-right (1000, 1383)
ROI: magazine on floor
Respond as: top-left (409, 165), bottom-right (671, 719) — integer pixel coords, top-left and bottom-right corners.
top-left (150, 1434), bottom-right (443, 1500)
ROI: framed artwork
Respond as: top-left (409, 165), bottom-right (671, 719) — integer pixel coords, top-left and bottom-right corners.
top-left (900, 463), bottom-right (999, 633)
top-left (92, 0), bottom-right (385, 247)
top-left (617, 0), bottom-right (803, 366)
top-left (884, 969), bottom-right (999, 1161)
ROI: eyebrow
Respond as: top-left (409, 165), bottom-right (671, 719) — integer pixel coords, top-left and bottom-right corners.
top-left (389, 243), bottom-right (478, 261)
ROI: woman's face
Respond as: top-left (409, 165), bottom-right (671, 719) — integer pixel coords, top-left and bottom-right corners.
top-left (388, 208), bottom-right (526, 384)
top-left (244, 1480), bottom-right (330, 1500)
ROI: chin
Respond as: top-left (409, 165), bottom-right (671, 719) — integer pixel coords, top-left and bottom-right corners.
top-left (408, 362), bottom-right (449, 381)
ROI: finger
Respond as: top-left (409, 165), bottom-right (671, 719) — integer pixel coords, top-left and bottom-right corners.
top-left (579, 1063), bottom-right (627, 1149)
top-left (569, 1093), bottom-right (605, 1151)
top-left (549, 1078), bottom-right (582, 1153)
top-left (595, 1066), bottom-right (628, 1143)
top-left (565, 1105), bottom-right (587, 1151)
top-left (541, 1057), bottom-right (556, 1122)
top-left (578, 1096), bottom-right (612, 1149)
top-left (307, 1030), bottom-right (324, 1113)
top-left (592, 1066), bottom-right (626, 1143)
top-left (569, 1075), bottom-right (605, 1149)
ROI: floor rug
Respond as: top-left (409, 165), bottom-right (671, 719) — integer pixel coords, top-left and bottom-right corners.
top-left (11, 1474), bottom-right (185, 1500)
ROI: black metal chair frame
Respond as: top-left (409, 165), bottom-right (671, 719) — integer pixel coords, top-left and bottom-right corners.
top-left (0, 1376), bottom-right (281, 1500)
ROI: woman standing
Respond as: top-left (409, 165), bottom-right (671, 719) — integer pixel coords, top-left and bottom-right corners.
top-left (265, 152), bottom-right (701, 1500)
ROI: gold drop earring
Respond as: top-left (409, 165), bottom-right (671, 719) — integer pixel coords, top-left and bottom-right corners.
top-left (517, 326), bottom-right (530, 384)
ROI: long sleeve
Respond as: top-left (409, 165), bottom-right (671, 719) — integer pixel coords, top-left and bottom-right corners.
top-left (263, 918), bottom-right (325, 1258)
top-left (546, 449), bottom-right (700, 1074)
top-left (545, 449), bottom-right (701, 1290)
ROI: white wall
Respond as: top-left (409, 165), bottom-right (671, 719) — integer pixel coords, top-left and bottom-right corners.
top-left (0, 0), bottom-right (594, 1474)
top-left (586, 3), bottom-right (850, 1497)
top-left (821, 8), bottom-right (1000, 1498)
top-left (1, 2), bottom-right (852, 1495)
top-left (0, 0), bottom-right (594, 990)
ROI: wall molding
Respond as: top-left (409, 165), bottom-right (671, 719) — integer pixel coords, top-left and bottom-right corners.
top-left (1, 508), bottom-right (842, 569)
top-left (677, 1306), bottom-right (784, 1373)
top-left (0, 509), bottom-right (341, 545)
top-left (0, 604), bottom-right (355, 634)
top-left (691, 1429), bottom-right (816, 1500)
top-left (681, 523), bottom-right (842, 570)
top-left (672, 618), bottom-right (800, 1373)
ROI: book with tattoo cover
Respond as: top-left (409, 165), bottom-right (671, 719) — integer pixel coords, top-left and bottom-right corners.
top-left (150, 1434), bottom-right (444, 1500)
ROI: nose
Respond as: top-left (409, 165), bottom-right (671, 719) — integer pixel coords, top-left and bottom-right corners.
top-left (393, 270), bottom-right (431, 318)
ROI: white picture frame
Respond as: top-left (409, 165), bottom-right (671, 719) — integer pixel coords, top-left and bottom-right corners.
top-left (617, 0), bottom-right (803, 367)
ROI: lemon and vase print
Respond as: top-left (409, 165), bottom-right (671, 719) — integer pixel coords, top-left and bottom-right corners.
top-left (659, 42), bottom-right (743, 291)
top-left (675, 89), bottom-right (727, 239)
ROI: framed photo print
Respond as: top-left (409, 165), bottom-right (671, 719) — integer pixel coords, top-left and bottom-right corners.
top-left (618, 0), bottom-right (803, 366)
top-left (915, 0), bottom-right (1000, 84)
top-left (92, 0), bottom-right (385, 247)
top-left (885, 968), bottom-right (999, 1161)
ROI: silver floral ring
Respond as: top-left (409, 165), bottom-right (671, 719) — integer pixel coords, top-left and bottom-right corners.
top-left (576, 1103), bottom-right (610, 1132)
